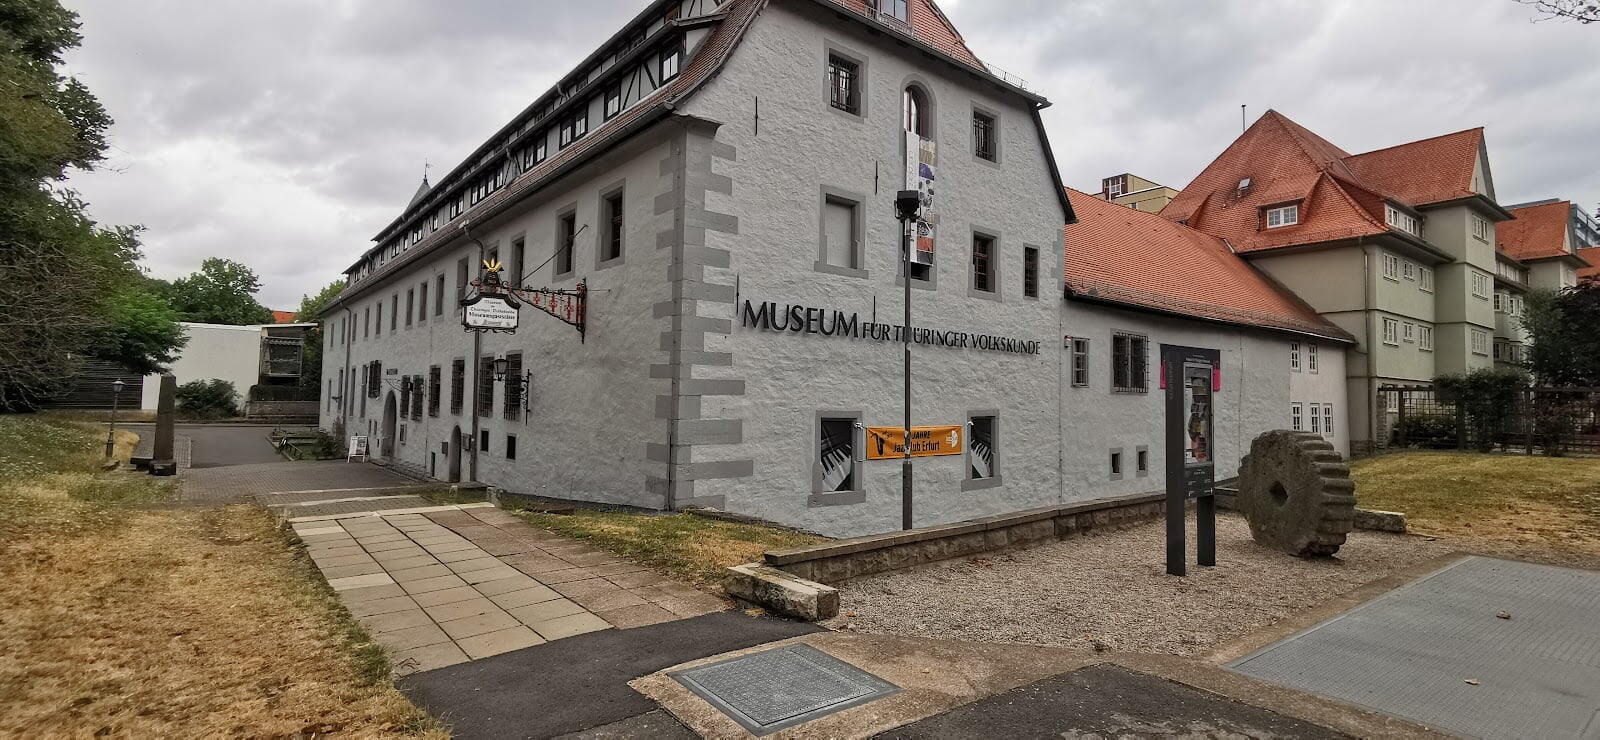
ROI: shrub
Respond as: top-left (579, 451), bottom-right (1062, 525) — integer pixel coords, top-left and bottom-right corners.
top-left (1433, 368), bottom-right (1528, 452)
top-left (1391, 414), bottom-right (1457, 449)
top-left (174, 379), bottom-right (238, 419)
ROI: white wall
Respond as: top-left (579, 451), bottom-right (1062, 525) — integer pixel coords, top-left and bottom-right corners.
top-left (141, 323), bottom-right (264, 410)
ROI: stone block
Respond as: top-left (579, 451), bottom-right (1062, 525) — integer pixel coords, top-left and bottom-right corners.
top-left (723, 563), bottom-right (838, 621)
top-left (1354, 508), bottom-right (1408, 533)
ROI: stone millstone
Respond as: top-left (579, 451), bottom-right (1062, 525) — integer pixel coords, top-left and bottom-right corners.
top-left (1237, 430), bottom-right (1356, 557)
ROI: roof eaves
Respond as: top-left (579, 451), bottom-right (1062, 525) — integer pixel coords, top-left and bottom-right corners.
top-left (1064, 285), bottom-right (1355, 345)
top-left (1418, 193), bottom-right (1516, 221)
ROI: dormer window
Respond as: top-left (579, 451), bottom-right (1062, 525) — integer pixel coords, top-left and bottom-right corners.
top-left (1237, 177), bottom-right (1253, 195)
top-left (878, 0), bottom-right (908, 22)
top-left (1265, 203), bottom-right (1299, 229)
top-left (1386, 204), bottom-right (1423, 237)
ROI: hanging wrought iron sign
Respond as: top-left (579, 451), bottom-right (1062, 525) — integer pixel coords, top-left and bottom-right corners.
top-left (460, 259), bottom-right (587, 341)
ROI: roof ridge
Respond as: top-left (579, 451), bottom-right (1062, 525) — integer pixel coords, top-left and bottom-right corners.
top-left (1344, 126), bottom-right (1483, 159)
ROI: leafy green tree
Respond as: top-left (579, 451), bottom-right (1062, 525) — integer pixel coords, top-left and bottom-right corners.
top-left (0, 0), bottom-right (181, 410)
top-left (1522, 282), bottom-right (1600, 386)
top-left (95, 284), bottom-right (187, 375)
top-left (294, 281), bottom-right (343, 388)
top-left (162, 257), bottom-right (275, 325)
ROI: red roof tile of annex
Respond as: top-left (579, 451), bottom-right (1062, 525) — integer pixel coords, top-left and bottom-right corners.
top-left (1160, 110), bottom-right (1486, 256)
top-left (1498, 200), bottom-right (1578, 262)
top-left (1577, 247), bottom-right (1600, 281)
top-left (1065, 189), bottom-right (1352, 341)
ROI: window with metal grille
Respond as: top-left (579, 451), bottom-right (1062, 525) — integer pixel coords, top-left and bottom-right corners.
top-left (971, 234), bottom-right (995, 293)
top-left (1071, 338), bottom-right (1089, 387)
top-left (412, 375), bottom-right (424, 420)
top-left (261, 337), bottom-right (303, 378)
top-left (368, 361), bottom-right (382, 399)
top-left (400, 380), bottom-right (411, 420)
top-left (503, 353), bottom-right (523, 419)
top-left (428, 366), bottom-right (441, 417)
top-left (828, 55), bottom-right (859, 114)
top-left (1111, 332), bottom-right (1148, 392)
top-left (450, 358), bottom-right (464, 414)
top-left (972, 111), bottom-right (996, 161)
top-left (1023, 246), bottom-right (1038, 297)
top-left (478, 356), bottom-right (495, 417)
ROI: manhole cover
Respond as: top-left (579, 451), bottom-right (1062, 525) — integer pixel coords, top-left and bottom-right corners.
top-left (669, 643), bottom-right (900, 735)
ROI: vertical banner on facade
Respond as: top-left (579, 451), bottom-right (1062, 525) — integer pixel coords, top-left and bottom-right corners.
top-left (865, 425), bottom-right (962, 460)
top-left (904, 134), bottom-right (937, 265)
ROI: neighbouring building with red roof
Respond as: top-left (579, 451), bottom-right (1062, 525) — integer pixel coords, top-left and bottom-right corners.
top-left (313, 0), bottom-right (1357, 537)
top-left (1489, 199), bottom-right (1592, 367)
top-left (1160, 110), bottom-right (1540, 453)
top-left (1578, 247), bottom-right (1600, 283)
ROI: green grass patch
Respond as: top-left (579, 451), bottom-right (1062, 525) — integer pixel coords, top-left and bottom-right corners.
top-left (0, 414), bottom-right (175, 544)
top-left (512, 509), bottom-right (825, 588)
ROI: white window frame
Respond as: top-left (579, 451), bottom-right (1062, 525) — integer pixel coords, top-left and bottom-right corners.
top-left (1419, 266), bottom-right (1434, 292)
top-left (1382, 317), bottom-right (1399, 345)
top-left (1382, 253), bottom-right (1400, 281)
top-left (1402, 322), bottom-right (1415, 343)
top-left (1471, 270), bottom-right (1491, 299)
top-left (1494, 292), bottom-right (1504, 313)
top-left (1265, 203), bottom-right (1299, 229)
top-left (1387, 205), bottom-right (1423, 237)
top-left (1323, 404), bottom-right (1334, 438)
top-left (1307, 343), bottom-right (1318, 374)
top-left (1471, 214), bottom-right (1491, 242)
top-left (1070, 337), bottom-right (1090, 387)
top-left (1419, 325), bottom-right (1434, 351)
top-left (1289, 341), bottom-right (1301, 372)
top-left (1309, 402), bottom-right (1322, 434)
top-left (1471, 329), bottom-right (1490, 356)
top-left (1402, 260), bottom-right (1416, 281)
top-left (1291, 402), bottom-right (1303, 431)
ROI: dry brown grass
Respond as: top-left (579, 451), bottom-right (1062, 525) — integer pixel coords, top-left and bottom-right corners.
top-left (1352, 450), bottom-right (1600, 569)
top-left (514, 510), bottom-right (826, 588)
top-left (0, 415), bottom-right (444, 737)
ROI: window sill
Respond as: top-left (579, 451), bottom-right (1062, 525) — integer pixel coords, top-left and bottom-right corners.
top-left (1111, 387), bottom-right (1149, 395)
top-left (894, 275), bottom-right (936, 291)
top-left (967, 286), bottom-right (1002, 302)
top-left (960, 475), bottom-right (1003, 492)
top-left (973, 154), bottom-right (1002, 170)
top-left (595, 255), bottom-right (624, 271)
top-left (814, 261), bottom-right (869, 279)
top-left (808, 489), bottom-right (865, 507)
top-left (827, 105), bottom-right (864, 123)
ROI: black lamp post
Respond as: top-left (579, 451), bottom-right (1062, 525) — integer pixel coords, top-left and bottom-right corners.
top-left (104, 378), bottom-right (125, 459)
top-left (895, 189), bottom-right (922, 530)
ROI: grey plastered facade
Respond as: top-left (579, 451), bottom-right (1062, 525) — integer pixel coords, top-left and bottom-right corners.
top-left (318, 0), bottom-right (1343, 538)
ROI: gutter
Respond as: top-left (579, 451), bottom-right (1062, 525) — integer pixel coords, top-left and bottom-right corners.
top-left (1062, 287), bottom-right (1355, 345)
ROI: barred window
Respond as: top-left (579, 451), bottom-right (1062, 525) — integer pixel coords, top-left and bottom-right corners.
top-left (428, 366), bottom-right (441, 417)
top-left (828, 55), bottom-right (859, 115)
top-left (411, 375), bottom-right (424, 420)
top-left (503, 353), bottom-right (523, 419)
top-left (450, 358), bottom-right (465, 414)
top-left (972, 111), bottom-right (996, 162)
top-left (478, 356), bottom-right (495, 417)
top-left (368, 361), bottom-right (382, 399)
top-left (1111, 332), bottom-right (1148, 392)
top-left (1023, 246), bottom-right (1038, 298)
top-left (971, 234), bottom-right (995, 293)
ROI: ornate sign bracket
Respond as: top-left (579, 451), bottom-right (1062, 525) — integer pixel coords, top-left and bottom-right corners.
top-left (461, 260), bottom-right (587, 341)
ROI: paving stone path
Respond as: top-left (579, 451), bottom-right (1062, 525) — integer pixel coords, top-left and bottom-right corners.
top-left (294, 506), bottom-right (728, 674)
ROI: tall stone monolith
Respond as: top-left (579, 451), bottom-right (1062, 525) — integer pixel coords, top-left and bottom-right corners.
top-left (151, 374), bottom-right (177, 476)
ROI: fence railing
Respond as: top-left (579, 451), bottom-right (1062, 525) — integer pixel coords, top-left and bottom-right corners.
top-left (1377, 385), bottom-right (1600, 456)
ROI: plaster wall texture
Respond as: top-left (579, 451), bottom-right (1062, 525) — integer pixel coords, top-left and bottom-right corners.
top-left (142, 322), bottom-right (265, 410)
top-left (1529, 260), bottom-right (1576, 290)
top-left (1372, 248), bottom-right (1437, 322)
top-left (1248, 248), bottom-right (1367, 314)
top-left (320, 131), bottom-right (678, 508)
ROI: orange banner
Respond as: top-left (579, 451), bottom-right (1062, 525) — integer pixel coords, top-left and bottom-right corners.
top-left (865, 425), bottom-right (963, 460)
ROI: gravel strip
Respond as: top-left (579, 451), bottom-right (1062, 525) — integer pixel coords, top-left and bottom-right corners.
top-left (822, 512), bottom-right (1456, 657)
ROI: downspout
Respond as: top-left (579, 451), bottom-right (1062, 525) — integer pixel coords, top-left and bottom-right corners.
top-left (342, 304), bottom-right (354, 438)
top-left (1360, 236), bottom-right (1377, 450)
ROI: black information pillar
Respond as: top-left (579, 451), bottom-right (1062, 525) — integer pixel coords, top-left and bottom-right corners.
top-left (1162, 344), bottom-right (1220, 576)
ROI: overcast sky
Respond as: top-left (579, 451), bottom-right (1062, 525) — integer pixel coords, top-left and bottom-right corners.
top-left (62, 0), bottom-right (1599, 309)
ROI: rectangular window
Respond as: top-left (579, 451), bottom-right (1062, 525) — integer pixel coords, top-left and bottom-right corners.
top-left (450, 358), bottom-right (465, 414)
top-left (428, 366), bottom-right (441, 417)
top-left (1382, 317), bottom-right (1399, 345)
top-left (822, 195), bottom-right (860, 269)
top-left (818, 417), bottom-right (858, 493)
top-left (1494, 292), bottom-right (1504, 312)
top-left (1382, 253), bottom-right (1400, 281)
top-left (1070, 338), bottom-right (1089, 387)
top-left (478, 356), bottom-right (495, 417)
top-left (972, 111), bottom-right (997, 162)
top-left (456, 257), bottom-right (469, 309)
top-left (1419, 325), bottom-right (1434, 351)
top-left (405, 289), bottom-right (414, 327)
top-left (556, 212), bottom-right (576, 276)
top-left (503, 352), bottom-right (523, 419)
top-left (512, 237), bottom-right (526, 284)
top-left (1023, 246), bottom-right (1038, 298)
top-left (506, 434), bottom-right (517, 460)
top-left (559, 109), bottom-right (588, 148)
top-left (390, 294), bottom-right (398, 331)
top-left (603, 82), bottom-right (623, 120)
top-left (878, 0), bottom-right (908, 22)
top-left (418, 282), bottom-right (428, 323)
top-left (1309, 403), bottom-right (1321, 434)
top-left (1290, 341), bottom-right (1301, 372)
top-left (971, 233), bottom-right (995, 293)
top-left (1472, 271), bottom-right (1491, 299)
top-left (1291, 402), bottom-right (1303, 431)
top-left (1402, 260), bottom-right (1416, 281)
top-left (1323, 404), bottom-right (1335, 438)
top-left (968, 415), bottom-right (996, 480)
top-left (1307, 343), bottom-right (1318, 373)
top-left (1111, 332), bottom-right (1148, 392)
top-left (1110, 450), bottom-right (1123, 476)
top-left (1265, 203), bottom-right (1299, 228)
top-left (1136, 448), bottom-right (1148, 474)
top-left (412, 375), bottom-right (424, 420)
top-left (480, 429), bottom-right (490, 454)
top-left (1471, 329), bottom-right (1490, 356)
top-left (363, 306), bottom-right (370, 338)
top-left (367, 361), bottom-right (382, 399)
top-left (1402, 322), bottom-right (1415, 343)
top-left (532, 135), bottom-right (547, 165)
top-left (1420, 267), bottom-right (1434, 292)
top-left (658, 47), bottom-right (681, 82)
top-left (827, 55), bottom-right (860, 115)
top-left (373, 303), bottom-right (381, 336)
top-left (1472, 214), bottom-right (1491, 242)
top-left (1386, 205), bottom-right (1422, 237)
top-left (602, 191), bottom-right (624, 262)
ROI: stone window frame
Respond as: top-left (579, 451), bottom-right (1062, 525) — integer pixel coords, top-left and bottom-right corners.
top-left (1108, 446), bottom-right (1124, 481)
top-left (417, 280), bottom-right (428, 324)
top-left (1070, 337), bottom-right (1090, 387)
top-left (823, 40), bottom-right (869, 122)
top-left (405, 288), bottom-right (414, 327)
top-left (1110, 330), bottom-right (1150, 393)
top-left (554, 205), bottom-right (579, 281)
top-left (967, 225), bottom-right (1002, 301)
top-left (809, 409), bottom-right (865, 508)
top-left (1021, 244), bottom-right (1039, 299)
top-left (970, 102), bottom-right (1002, 167)
top-left (961, 409), bottom-right (1002, 492)
top-left (595, 180), bottom-right (628, 271)
top-left (1135, 444), bottom-right (1149, 478)
top-left (814, 185), bottom-right (869, 279)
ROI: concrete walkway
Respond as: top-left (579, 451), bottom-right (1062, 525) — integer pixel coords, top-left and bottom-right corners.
top-left (294, 505), bottom-right (728, 674)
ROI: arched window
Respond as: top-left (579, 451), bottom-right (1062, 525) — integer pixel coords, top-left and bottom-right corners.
top-left (903, 85), bottom-right (929, 137)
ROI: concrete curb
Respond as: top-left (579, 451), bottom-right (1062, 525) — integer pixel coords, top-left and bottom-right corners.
top-left (284, 501), bottom-right (495, 525)
top-left (724, 563), bottom-right (840, 620)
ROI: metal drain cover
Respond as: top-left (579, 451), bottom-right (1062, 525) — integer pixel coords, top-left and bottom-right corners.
top-left (669, 643), bottom-right (900, 735)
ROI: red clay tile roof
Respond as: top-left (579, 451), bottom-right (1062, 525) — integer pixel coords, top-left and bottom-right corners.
top-left (1342, 128), bottom-right (1483, 207)
top-left (1577, 247), bottom-right (1599, 281)
top-left (1161, 110), bottom-right (1486, 256)
top-left (270, 310), bottom-right (297, 324)
top-left (1066, 189), bottom-right (1353, 341)
top-left (821, 0), bottom-right (984, 68)
top-left (1499, 200), bottom-right (1576, 261)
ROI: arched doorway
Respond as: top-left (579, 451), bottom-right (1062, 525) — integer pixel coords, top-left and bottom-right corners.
top-left (447, 425), bottom-right (462, 483)
top-left (381, 391), bottom-right (397, 458)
